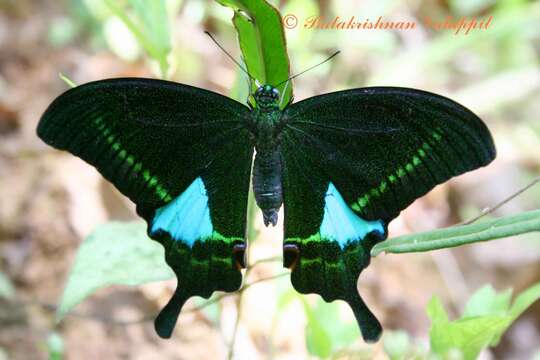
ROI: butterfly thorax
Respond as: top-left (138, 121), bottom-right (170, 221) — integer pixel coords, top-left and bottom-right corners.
top-left (251, 85), bottom-right (284, 227)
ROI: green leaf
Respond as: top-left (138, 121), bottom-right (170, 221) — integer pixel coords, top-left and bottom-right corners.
top-left (426, 297), bottom-right (449, 325)
top-left (276, 288), bottom-right (298, 311)
top-left (372, 210), bottom-right (540, 256)
top-left (56, 222), bottom-right (174, 321)
top-left (47, 332), bottom-right (64, 360)
top-left (301, 298), bottom-right (333, 358)
top-left (490, 281), bottom-right (540, 346)
top-left (462, 285), bottom-right (512, 318)
top-left (428, 297), bottom-right (511, 360)
top-left (427, 282), bottom-right (540, 359)
top-left (449, 0), bottom-right (496, 16)
top-left (430, 315), bottom-right (511, 360)
top-left (103, 16), bottom-right (142, 62)
top-left (277, 294), bottom-right (359, 356)
top-left (104, 0), bottom-right (172, 78)
top-left (216, 0), bottom-right (292, 108)
top-left (0, 271), bottom-right (15, 300)
top-left (305, 321), bottom-right (332, 359)
top-left (369, 1), bottom-right (540, 85)
top-left (383, 331), bottom-right (411, 360)
top-left (311, 299), bottom-right (360, 349)
top-left (48, 17), bottom-right (79, 47)
top-left (192, 296), bottom-right (222, 325)
top-left (509, 282), bottom-right (540, 320)
top-left (129, 0), bottom-right (171, 53)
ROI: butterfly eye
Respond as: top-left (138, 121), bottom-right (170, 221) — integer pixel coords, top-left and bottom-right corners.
top-left (272, 88), bottom-right (280, 98)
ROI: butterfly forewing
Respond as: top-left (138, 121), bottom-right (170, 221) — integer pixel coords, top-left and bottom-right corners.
top-left (37, 78), bottom-right (254, 338)
top-left (282, 87), bottom-right (495, 222)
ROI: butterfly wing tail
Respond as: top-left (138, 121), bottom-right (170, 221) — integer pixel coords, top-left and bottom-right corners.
top-left (148, 229), bottom-right (245, 338)
top-left (341, 233), bottom-right (384, 343)
top-left (286, 231), bottom-right (385, 343)
top-left (345, 284), bottom-right (382, 343)
top-left (155, 287), bottom-right (190, 339)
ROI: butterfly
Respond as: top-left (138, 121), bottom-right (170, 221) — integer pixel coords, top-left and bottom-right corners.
top-left (37, 75), bottom-right (495, 342)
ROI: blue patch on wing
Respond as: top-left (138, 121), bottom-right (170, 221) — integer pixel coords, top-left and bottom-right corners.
top-left (320, 182), bottom-right (384, 248)
top-left (151, 177), bottom-right (213, 246)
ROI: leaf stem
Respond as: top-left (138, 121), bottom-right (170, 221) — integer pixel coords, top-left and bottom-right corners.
top-left (460, 176), bottom-right (540, 225)
top-left (372, 210), bottom-right (540, 256)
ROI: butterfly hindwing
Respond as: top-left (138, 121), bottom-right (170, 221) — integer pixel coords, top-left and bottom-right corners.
top-left (281, 136), bottom-right (386, 342)
top-left (37, 78), bottom-right (253, 338)
top-left (280, 87), bottom-right (496, 341)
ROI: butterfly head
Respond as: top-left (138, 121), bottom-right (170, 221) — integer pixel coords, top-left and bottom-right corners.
top-left (254, 85), bottom-right (280, 109)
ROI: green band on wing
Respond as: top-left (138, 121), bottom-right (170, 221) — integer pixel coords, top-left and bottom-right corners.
top-left (284, 232), bottom-right (385, 343)
top-left (351, 128), bottom-right (444, 212)
top-left (320, 183), bottom-right (384, 247)
top-left (93, 117), bottom-right (173, 202)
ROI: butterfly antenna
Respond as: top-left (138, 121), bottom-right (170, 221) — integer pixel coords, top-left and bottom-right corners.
top-left (275, 50), bottom-right (341, 87)
top-left (205, 31), bottom-right (255, 83)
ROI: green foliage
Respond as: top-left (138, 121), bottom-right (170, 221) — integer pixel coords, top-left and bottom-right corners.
top-left (290, 283), bottom-right (540, 359)
top-left (48, 17), bottom-right (80, 47)
top-left (192, 296), bottom-right (222, 325)
top-left (428, 297), bottom-right (510, 360)
top-left (56, 222), bottom-right (173, 321)
top-left (103, 0), bottom-right (173, 77)
top-left (0, 271), bottom-right (15, 300)
top-left (427, 283), bottom-right (540, 360)
top-left (449, 0), bottom-right (496, 16)
top-left (303, 299), bottom-right (333, 359)
top-left (216, 0), bottom-right (292, 107)
top-left (462, 285), bottom-right (512, 319)
top-left (47, 332), bottom-right (64, 360)
top-left (369, 1), bottom-right (540, 85)
top-left (383, 331), bottom-right (410, 359)
top-left (383, 330), bottom-right (427, 360)
top-left (50, 1), bottom-right (540, 357)
top-left (508, 282), bottom-right (540, 326)
top-left (278, 290), bottom-right (360, 358)
top-left (372, 210), bottom-right (540, 256)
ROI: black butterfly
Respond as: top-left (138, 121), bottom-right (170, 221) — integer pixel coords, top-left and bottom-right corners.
top-left (37, 76), bottom-right (495, 341)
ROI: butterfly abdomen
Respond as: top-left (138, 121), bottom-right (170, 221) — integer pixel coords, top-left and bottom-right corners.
top-left (253, 149), bottom-right (283, 227)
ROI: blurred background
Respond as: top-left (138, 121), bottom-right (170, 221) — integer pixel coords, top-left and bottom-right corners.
top-left (0, 0), bottom-right (539, 359)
